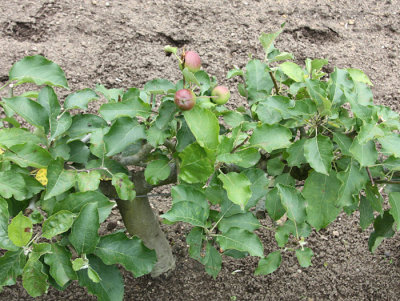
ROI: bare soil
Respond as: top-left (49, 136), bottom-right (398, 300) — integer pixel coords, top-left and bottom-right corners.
top-left (1, 0), bottom-right (400, 300)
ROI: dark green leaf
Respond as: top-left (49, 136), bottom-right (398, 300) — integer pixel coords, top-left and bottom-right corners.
top-left (216, 228), bottom-right (263, 257)
top-left (286, 138), bottom-right (307, 167)
top-left (255, 251), bottom-right (281, 275)
top-left (378, 133), bottom-right (400, 158)
top-left (368, 211), bottom-right (395, 253)
top-left (0, 171), bottom-right (27, 200)
top-left (144, 78), bottom-right (175, 94)
top-left (64, 89), bottom-right (99, 110)
top-left (277, 184), bottom-right (307, 225)
top-left (202, 242), bottom-right (222, 279)
top-left (186, 227), bottom-right (204, 262)
top-left (0, 197), bottom-right (18, 251)
top-left (265, 188), bottom-right (286, 221)
top-left (349, 138), bottom-right (378, 167)
top-left (95, 84), bottom-right (123, 103)
top-left (95, 232), bottom-right (156, 277)
top-left (218, 212), bottom-right (260, 233)
top-left (3, 143), bottom-right (52, 168)
top-left (389, 192), bottom-right (400, 231)
top-left (332, 132), bottom-right (352, 156)
top-left (69, 202), bottom-right (100, 255)
top-left (359, 196), bottom-right (374, 230)
top-left (179, 143), bottom-right (214, 183)
top-left (42, 210), bottom-right (75, 239)
top-left (245, 59), bottom-right (273, 101)
top-left (50, 111), bottom-right (72, 140)
top-left (22, 255), bottom-right (49, 297)
top-left (304, 135), bottom-right (333, 175)
top-left (296, 247), bottom-right (313, 267)
top-left (44, 244), bottom-right (77, 287)
top-left (44, 159), bottom-right (76, 200)
top-left (250, 124), bottom-right (292, 152)
top-left (0, 249), bottom-right (26, 287)
top-left (337, 160), bottom-right (368, 207)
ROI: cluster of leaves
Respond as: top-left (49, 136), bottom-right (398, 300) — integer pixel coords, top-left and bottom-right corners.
top-left (0, 27), bottom-right (400, 300)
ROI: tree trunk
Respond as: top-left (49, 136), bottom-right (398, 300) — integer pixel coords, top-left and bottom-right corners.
top-left (116, 196), bottom-right (176, 277)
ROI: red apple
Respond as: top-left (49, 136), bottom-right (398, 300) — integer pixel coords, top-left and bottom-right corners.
top-left (174, 89), bottom-right (196, 111)
top-left (184, 51), bottom-right (201, 73)
top-left (211, 86), bottom-right (230, 105)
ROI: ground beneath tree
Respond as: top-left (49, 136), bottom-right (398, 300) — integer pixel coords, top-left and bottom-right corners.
top-left (1, 0), bottom-right (400, 300)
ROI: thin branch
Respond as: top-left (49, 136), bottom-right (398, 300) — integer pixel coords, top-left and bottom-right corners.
top-left (269, 71), bottom-right (280, 95)
top-left (374, 179), bottom-right (400, 185)
top-left (231, 136), bottom-right (250, 153)
top-left (366, 167), bottom-right (375, 186)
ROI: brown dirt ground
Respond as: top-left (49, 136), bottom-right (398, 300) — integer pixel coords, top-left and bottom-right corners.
top-left (1, 0), bottom-right (400, 300)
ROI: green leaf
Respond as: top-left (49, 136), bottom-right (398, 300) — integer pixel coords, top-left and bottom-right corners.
top-left (77, 255), bottom-right (124, 301)
top-left (0, 128), bottom-right (44, 148)
top-left (155, 100), bottom-right (177, 129)
top-left (249, 124), bottom-right (292, 152)
top-left (222, 111), bottom-right (245, 128)
top-left (144, 78), bottom-right (175, 94)
top-left (305, 79), bottom-right (331, 114)
top-left (0, 197), bottom-right (18, 251)
top-left (365, 184), bottom-right (383, 214)
top-left (217, 148), bottom-right (260, 169)
top-left (94, 232), bottom-right (156, 277)
top-left (378, 133), bottom-right (400, 158)
top-left (4, 143), bottom-right (52, 168)
top-left (9, 55), bottom-right (68, 88)
top-left (112, 173), bottom-right (136, 201)
top-left (146, 125), bottom-right (170, 147)
top-left (337, 160), bottom-right (368, 207)
top-left (332, 132), bottom-right (352, 156)
top-left (44, 244), bottom-right (77, 287)
top-left (2, 97), bottom-right (49, 132)
top-left (22, 255), bottom-right (49, 297)
top-left (304, 134), bottom-right (333, 175)
top-left (88, 266), bottom-right (101, 283)
top-left (95, 84), bottom-right (123, 103)
top-left (176, 119), bottom-right (196, 152)
top-left (259, 28), bottom-right (283, 55)
top-left (69, 202), bottom-right (100, 255)
top-left (182, 68), bottom-right (201, 86)
top-left (186, 227), bottom-right (204, 261)
top-left (218, 212), bottom-right (260, 233)
top-left (8, 212), bottom-right (32, 247)
top-left (99, 101), bottom-right (148, 122)
top-left (104, 117), bottom-right (146, 156)
top-left (383, 156), bottom-right (400, 171)
top-left (359, 195), bottom-right (374, 230)
top-left (218, 172), bottom-right (252, 210)
top-left (144, 158), bottom-right (171, 185)
top-left (50, 111), bottom-right (72, 140)
top-left (389, 192), bottom-right (400, 231)
top-left (0, 171), bottom-right (27, 200)
top-left (64, 89), bottom-right (99, 110)
top-left (77, 170), bottom-right (101, 192)
top-left (347, 68), bottom-right (373, 86)
top-left (44, 159), bottom-right (76, 200)
top-left (202, 242), bottom-right (222, 279)
top-left (0, 249), bottom-right (26, 287)
top-left (162, 185), bottom-right (209, 227)
top-left (216, 228), bottom-right (263, 257)
top-left (179, 143), bottom-right (214, 184)
top-left (67, 114), bottom-right (107, 139)
top-left (349, 137), bottom-right (378, 167)
top-left (53, 191), bottom-right (113, 223)
top-left (280, 62), bottom-right (305, 82)
top-left (68, 141), bottom-right (90, 164)
top-left (277, 184), bottom-right (307, 225)
top-left (302, 170), bottom-right (341, 230)
top-left (226, 68), bottom-right (244, 79)
top-left (286, 138), bottom-right (307, 167)
top-left (275, 220), bottom-right (311, 247)
top-left (267, 156), bottom-right (284, 176)
top-left (255, 251), bottom-right (281, 275)
top-left (242, 168), bottom-right (269, 206)
top-left (183, 106), bottom-right (219, 150)
top-left (328, 68), bottom-right (351, 106)
top-left (357, 122), bottom-right (385, 144)
top-left (42, 210), bottom-right (75, 239)
top-left (265, 188), bottom-right (286, 221)
top-left (296, 247), bottom-right (313, 267)
top-left (256, 96), bottom-right (295, 125)
top-left (368, 211), bottom-right (395, 253)
top-left (72, 258), bottom-right (88, 271)
top-left (37, 86), bottom-right (61, 119)
top-left (245, 59), bottom-right (274, 101)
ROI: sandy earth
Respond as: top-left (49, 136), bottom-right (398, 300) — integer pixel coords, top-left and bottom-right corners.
top-left (0, 0), bottom-right (400, 300)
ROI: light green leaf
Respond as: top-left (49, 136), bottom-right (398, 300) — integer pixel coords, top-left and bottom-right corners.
top-left (216, 228), bottom-right (263, 257)
top-left (95, 84), bottom-right (123, 103)
top-left (182, 68), bottom-right (200, 86)
top-left (94, 232), bottom-right (156, 277)
top-left (77, 170), bottom-right (101, 192)
top-left (242, 168), bottom-right (269, 206)
top-left (37, 86), bottom-right (60, 118)
top-left (256, 96), bottom-right (295, 125)
top-left (0, 198), bottom-right (18, 251)
top-left (9, 55), bottom-right (68, 88)
top-left (104, 117), bottom-right (146, 156)
top-left (88, 266), bottom-right (101, 283)
top-left (8, 212), bottom-right (32, 247)
top-left (72, 258), bottom-right (88, 271)
top-left (44, 244), bottom-right (77, 287)
top-left (0, 171), bottom-right (27, 201)
top-left (349, 137), bottom-right (378, 167)
top-left (245, 59), bottom-right (274, 101)
top-left (259, 28), bottom-right (283, 55)
top-left (50, 111), bottom-right (72, 140)
top-left (227, 68), bottom-right (244, 79)
top-left (42, 210), bottom-right (75, 239)
top-left (296, 247), bottom-right (313, 267)
top-left (280, 62), bottom-right (305, 82)
top-left (389, 192), bottom-right (400, 231)
top-left (302, 170), bottom-right (341, 230)
top-left (99, 101), bottom-right (149, 122)
top-left (378, 133), bottom-right (400, 158)
top-left (2, 97), bottom-right (49, 132)
top-left (347, 68), bottom-right (373, 86)
top-left (304, 135), bottom-right (333, 175)
top-left (44, 159), bottom-right (76, 200)
top-left (64, 89), bottom-right (99, 110)
top-left (145, 158), bottom-right (171, 185)
top-left (4, 143), bottom-right (52, 168)
top-left (249, 124), bottom-right (292, 152)
top-left (69, 202), bottom-right (100, 255)
top-left (357, 122), bottom-right (385, 144)
top-left (77, 255), bottom-right (124, 301)
top-left (144, 78), bottom-right (175, 94)
top-left (179, 143), bottom-right (214, 184)
top-left (383, 156), bottom-right (400, 171)
top-left (112, 173), bottom-right (136, 201)
top-left (218, 172), bottom-right (252, 210)
top-left (255, 251), bottom-right (281, 275)
top-left (328, 68), bottom-right (351, 106)
top-left (286, 138), bottom-right (307, 167)
top-left (184, 106), bottom-right (219, 150)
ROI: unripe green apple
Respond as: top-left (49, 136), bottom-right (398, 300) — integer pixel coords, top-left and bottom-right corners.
top-left (184, 51), bottom-right (201, 73)
top-left (211, 86), bottom-right (230, 105)
top-left (174, 89), bottom-right (196, 111)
